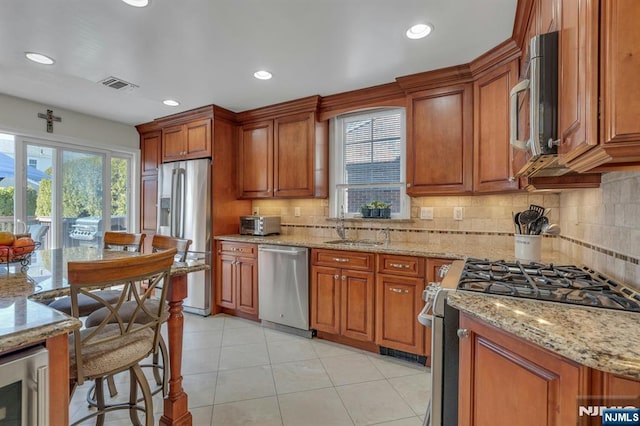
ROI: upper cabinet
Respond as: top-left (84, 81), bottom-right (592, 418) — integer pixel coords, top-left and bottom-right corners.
top-left (406, 84), bottom-right (474, 196)
top-left (140, 131), bottom-right (161, 176)
top-left (559, 0), bottom-right (640, 171)
top-left (237, 96), bottom-right (328, 199)
top-left (473, 60), bottom-right (520, 193)
top-left (162, 118), bottom-right (212, 162)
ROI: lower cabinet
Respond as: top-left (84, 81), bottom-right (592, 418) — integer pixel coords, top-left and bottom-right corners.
top-left (375, 273), bottom-right (425, 354)
top-left (310, 249), bottom-right (375, 343)
top-left (215, 241), bottom-right (258, 319)
top-left (458, 313), bottom-right (588, 426)
top-left (375, 254), bottom-right (427, 356)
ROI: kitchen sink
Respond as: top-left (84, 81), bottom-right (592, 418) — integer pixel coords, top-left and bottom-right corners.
top-left (324, 239), bottom-right (383, 247)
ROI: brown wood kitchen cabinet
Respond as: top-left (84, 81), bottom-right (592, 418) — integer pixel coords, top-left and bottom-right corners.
top-left (375, 254), bottom-right (426, 355)
top-left (406, 83), bottom-right (473, 195)
top-left (473, 59), bottom-right (520, 192)
top-left (237, 96), bottom-right (328, 199)
top-left (458, 312), bottom-right (588, 426)
top-left (161, 118), bottom-right (212, 162)
top-left (310, 249), bottom-right (375, 344)
top-left (559, 0), bottom-right (640, 172)
top-left (215, 241), bottom-right (259, 320)
top-left (139, 131), bottom-right (160, 252)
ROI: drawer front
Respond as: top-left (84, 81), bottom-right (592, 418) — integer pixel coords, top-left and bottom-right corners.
top-left (377, 254), bottom-right (425, 277)
top-left (312, 249), bottom-right (374, 271)
top-left (217, 241), bottom-right (257, 257)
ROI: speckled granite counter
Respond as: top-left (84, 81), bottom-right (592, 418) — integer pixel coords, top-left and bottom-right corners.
top-left (448, 292), bottom-right (640, 379)
top-left (215, 234), bottom-right (575, 264)
top-left (217, 233), bottom-right (640, 379)
top-left (0, 247), bottom-right (208, 353)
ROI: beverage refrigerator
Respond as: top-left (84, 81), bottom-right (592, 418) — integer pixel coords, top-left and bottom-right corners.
top-left (157, 158), bottom-right (211, 316)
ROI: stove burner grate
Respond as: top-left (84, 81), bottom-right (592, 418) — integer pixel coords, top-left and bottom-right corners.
top-left (458, 258), bottom-right (640, 313)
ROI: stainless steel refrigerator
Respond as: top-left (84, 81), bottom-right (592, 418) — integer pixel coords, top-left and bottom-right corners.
top-left (157, 158), bottom-right (211, 316)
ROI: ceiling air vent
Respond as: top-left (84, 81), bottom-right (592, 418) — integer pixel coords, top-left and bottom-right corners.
top-left (98, 76), bottom-right (138, 91)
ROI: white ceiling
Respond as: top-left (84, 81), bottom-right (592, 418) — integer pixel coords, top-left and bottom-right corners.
top-left (0, 1), bottom-right (517, 126)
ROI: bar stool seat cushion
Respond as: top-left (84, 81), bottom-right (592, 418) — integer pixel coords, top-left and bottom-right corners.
top-left (49, 290), bottom-right (122, 317)
top-left (68, 324), bottom-right (154, 380)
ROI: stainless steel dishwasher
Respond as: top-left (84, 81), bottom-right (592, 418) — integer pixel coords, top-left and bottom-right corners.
top-left (258, 245), bottom-right (311, 337)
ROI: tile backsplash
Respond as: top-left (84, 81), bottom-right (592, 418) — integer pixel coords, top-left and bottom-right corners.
top-left (251, 171), bottom-right (640, 289)
top-left (559, 171), bottom-right (640, 289)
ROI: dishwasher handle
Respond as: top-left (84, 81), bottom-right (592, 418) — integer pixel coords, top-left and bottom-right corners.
top-left (258, 246), bottom-right (307, 256)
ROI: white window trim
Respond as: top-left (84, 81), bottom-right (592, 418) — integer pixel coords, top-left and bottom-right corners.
top-left (329, 107), bottom-right (409, 219)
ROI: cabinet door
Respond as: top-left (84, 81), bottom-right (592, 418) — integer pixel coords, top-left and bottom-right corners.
top-left (274, 112), bottom-right (315, 197)
top-left (340, 270), bottom-right (375, 342)
top-left (557, 0), bottom-right (599, 164)
top-left (310, 265), bottom-right (341, 334)
top-left (184, 118), bottom-right (212, 159)
top-left (474, 60), bottom-right (520, 192)
top-left (216, 253), bottom-right (236, 309)
top-left (162, 124), bottom-right (186, 162)
top-left (458, 313), bottom-right (585, 426)
top-left (375, 274), bottom-right (424, 354)
top-left (236, 256), bottom-right (258, 316)
top-left (600, 1), bottom-right (640, 156)
top-left (407, 84), bottom-right (473, 195)
top-left (239, 121), bottom-right (274, 198)
top-left (141, 131), bottom-right (161, 175)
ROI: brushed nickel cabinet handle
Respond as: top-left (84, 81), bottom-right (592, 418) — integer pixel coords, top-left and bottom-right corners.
top-left (389, 287), bottom-right (409, 294)
top-left (389, 263), bottom-right (410, 269)
top-left (334, 275), bottom-right (339, 279)
top-left (333, 258), bottom-right (349, 263)
top-left (341, 275), bottom-right (346, 280)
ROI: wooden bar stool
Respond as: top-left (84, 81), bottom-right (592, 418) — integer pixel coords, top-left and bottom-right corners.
top-left (67, 248), bottom-right (176, 426)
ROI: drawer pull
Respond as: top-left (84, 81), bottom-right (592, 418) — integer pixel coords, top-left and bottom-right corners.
top-left (389, 287), bottom-right (409, 294)
top-left (389, 263), bottom-right (410, 269)
top-left (333, 258), bottom-right (349, 263)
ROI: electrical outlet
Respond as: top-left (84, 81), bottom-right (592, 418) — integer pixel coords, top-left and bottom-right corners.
top-left (420, 206), bottom-right (434, 220)
top-left (294, 207), bottom-right (301, 217)
top-left (252, 207), bottom-right (259, 215)
top-left (453, 207), bottom-right (463, 221)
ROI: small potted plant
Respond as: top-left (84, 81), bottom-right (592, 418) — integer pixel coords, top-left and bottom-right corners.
top-left (360, 204), bottom-right (372, 218)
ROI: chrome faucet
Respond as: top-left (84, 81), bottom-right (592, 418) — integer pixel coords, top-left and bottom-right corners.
top-left (377, 228), bottom-right (390, 246)
top-left (336, 206), bottom-right (347, 240)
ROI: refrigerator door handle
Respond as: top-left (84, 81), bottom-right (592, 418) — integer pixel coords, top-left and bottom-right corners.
top-left (170, 168), bottom-right (186, 238)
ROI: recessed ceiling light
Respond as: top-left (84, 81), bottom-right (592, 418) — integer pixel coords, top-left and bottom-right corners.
top-left (162, 99), bottom-right (180, 107)
top-left (25, 52), bottom-right (55, 65)
top-left (406, 23), bottom-right (433, 40)
top-left (121, 0), bottom-right (149, 7)
top-left (253, 70), bottom-right (273, 80)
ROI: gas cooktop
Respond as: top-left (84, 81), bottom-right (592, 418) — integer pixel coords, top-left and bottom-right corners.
top-left (457, 258), bottom-right (640, 313)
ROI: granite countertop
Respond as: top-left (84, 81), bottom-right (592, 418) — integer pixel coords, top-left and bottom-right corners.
top-left (448, 292), bottom-right (640, 379)
top-left (0, 247), bottom-right (209, 354)
top-left (218, 234), bottom-right (640, 379)
top-left (215, 234), bottom-right (575, 264)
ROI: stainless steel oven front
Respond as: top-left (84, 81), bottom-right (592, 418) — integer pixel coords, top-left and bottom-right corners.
top-left (418, 261), bottom-right (463, 426)
top-left (0, 345), bottom-right (49, 426)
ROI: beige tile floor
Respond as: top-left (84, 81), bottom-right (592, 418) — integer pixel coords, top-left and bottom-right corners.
top-left (70, 313), bottom-right (430, 425)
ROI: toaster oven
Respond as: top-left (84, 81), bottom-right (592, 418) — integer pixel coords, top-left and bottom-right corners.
top-left (239, 216), bottom-right (281, 236)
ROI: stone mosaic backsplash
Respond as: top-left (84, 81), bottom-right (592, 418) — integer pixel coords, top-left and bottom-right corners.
top-left (251, 171), bottom-right (640, 290)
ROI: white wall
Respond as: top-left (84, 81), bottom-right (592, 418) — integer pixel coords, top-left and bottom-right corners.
top-left (0, 93), bottom-right (138, 150)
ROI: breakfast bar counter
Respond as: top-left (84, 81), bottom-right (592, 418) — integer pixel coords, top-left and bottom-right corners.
top-left (0, 246), bottom-right (208, 425)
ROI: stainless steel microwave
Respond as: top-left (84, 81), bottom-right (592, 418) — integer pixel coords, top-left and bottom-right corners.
top-left (240, 216), bottom-right (281, 236)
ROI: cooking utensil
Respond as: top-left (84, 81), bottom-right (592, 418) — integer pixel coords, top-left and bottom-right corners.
top-left (518, 209), bottom-right (540, 234)
top-left (529, 204), bottom-right (545, 216)
top-left (542, 223), bottom-right (560, 235)
top-left (513, 212), bottom-right (522, 234)
top-left (529, 216), bottom-right (548, 235)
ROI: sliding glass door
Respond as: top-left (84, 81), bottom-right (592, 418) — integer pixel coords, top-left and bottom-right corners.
top-left (0, 133), bottom-right (134, 250)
